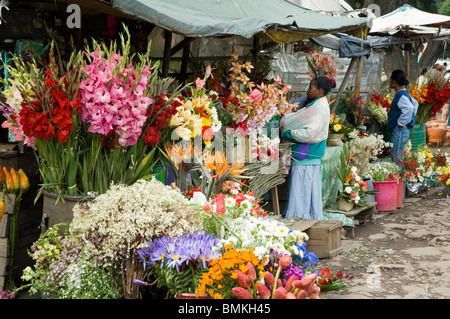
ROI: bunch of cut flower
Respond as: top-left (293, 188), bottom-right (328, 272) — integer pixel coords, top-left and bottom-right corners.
top-left (227, 251), bottom-right (321, 299)
top-left (345, 130), bottom-right (392, 177)
top-left (19, 223), bottom-right (117, 299)
top-left (162, 139), bottom-right (248, 199)
top-left (366, 91), bottom-right (392, 125)
top-left (435, 164), bottom-right (450, 194)
top-left (168, 65), bottom-right (222, 145)
top-left (409, 70), bottom-right (450, 124)
top-left (329, 112), bottom-right (354, 135)
top-left (316, 267), bottom-right (354, 292)
top-left (0, 27), bottom-right (182, 199)
top-left (202, 192), bottom-right (309, 261)
top-left (0, 165), bottom-right (29, 291)
top-left (305, 50), bottom-right (337, 80)
top-left (67, 178), bottom-right (205, 298)
top-left (336, 88), bottom-right (366, 127)
top-left (134, 231), bottom-right (221, 298)
top-left (366, 161), bottom-right (401, 182)
top-left (401, 142), bottom-right (434, 183)
top-left (218, 54), bottom-right (296, 138)
top-left (337, 146), bottom-right (378, 206)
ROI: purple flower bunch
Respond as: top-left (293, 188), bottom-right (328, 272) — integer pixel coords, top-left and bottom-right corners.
top-left (79, 49), bottom-right (153, 147)
top-left (266, 249), bottom-right (306, 285)
top-left (0, 290), bottom-right (15, 299)
top-left (137, 231), bottom-right (220, 272)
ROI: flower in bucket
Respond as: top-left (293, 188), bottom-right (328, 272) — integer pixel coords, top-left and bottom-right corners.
top-left (0, 27), bottom-right (181, 198)
top-left (338, 146), bottom-right (378, 205)
top-left (366, 161), bottom-right (400, 182)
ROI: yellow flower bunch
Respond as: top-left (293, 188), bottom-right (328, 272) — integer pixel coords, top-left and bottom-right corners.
top-left (196, 244), bottom-right (266, 299)
top-left (0, 166), bottom-right (29, 223)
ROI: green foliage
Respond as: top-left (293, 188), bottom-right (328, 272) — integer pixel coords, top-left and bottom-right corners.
top-left (149, 264), bottom-right (207, 298)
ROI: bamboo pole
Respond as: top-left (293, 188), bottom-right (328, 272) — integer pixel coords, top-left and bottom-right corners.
top-left (331, 57), bottom-right (357, 113)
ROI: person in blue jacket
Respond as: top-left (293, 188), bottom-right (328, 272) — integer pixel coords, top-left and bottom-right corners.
top-left (387, 70), bottom-right (418, 168)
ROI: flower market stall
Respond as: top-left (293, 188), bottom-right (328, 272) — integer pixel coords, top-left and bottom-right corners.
top-left (0, 21), bottom-right (363, 299)
top-left (4, 0), bottom-right (450, 303)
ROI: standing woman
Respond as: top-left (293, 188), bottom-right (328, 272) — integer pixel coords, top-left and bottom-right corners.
top-left (280, 76), bottom-right (335, 220)
top-left (387, 69), bottom-right (418, 168)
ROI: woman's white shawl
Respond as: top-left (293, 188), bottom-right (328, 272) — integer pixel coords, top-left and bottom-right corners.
top-left (280, 96), bottom-right (330, 144)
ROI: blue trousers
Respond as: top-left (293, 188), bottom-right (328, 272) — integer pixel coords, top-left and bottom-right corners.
top-left (391, 126), bottom-right (410, 169)
top-left (284, 165), bottom-right (323, 220)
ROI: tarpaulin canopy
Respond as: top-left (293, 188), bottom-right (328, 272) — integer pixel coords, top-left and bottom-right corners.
top-left (370, 4), bottom-right (450, 36)
top-left (111, 0), bottom-right (367, 43)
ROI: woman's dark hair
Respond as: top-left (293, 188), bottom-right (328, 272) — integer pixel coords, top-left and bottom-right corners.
top-left (312, 76), bottom-right (336, 95)
top-left (391, 69), bottom-right (409, 86)
top-left (421, 68), bottom-right (428, 75)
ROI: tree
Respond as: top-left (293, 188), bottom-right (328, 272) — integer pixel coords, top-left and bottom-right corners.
top-left (439, 0), bottom-right (450, 15)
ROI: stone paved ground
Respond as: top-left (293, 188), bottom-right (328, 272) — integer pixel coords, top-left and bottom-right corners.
top-left (317, 183), bottom-right (450, 299)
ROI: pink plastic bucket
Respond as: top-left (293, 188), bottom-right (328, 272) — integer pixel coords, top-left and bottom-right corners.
top-left (373, 180), bottom-right (398, 212)
top-left (396, 180), bottom-right (404, 208)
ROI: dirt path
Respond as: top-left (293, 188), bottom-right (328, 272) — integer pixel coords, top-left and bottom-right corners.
top-left (317, 185), bottom-right (450, 299)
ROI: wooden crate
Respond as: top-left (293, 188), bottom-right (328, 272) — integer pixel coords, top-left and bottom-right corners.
top-left (304, 220), bottom-right (343, 259)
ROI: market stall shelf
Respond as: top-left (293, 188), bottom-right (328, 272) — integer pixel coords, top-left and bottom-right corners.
top-left (325, 202), bottom-right (377, 237)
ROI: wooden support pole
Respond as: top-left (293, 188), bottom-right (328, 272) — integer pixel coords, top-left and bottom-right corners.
top-left (354, 56), bottom-right (364, 93)
top-left (405, 26), bottom-right (411, 79)
top-left (162, 30), bottom-right (173, 77)
top-left (180, 38), bottom-right (191, 84)
top-left (331, 57), bottom-right (357, 113)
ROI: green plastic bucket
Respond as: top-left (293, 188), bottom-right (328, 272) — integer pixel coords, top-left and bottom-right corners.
top-left (409, 123), bottom-right (426, 151)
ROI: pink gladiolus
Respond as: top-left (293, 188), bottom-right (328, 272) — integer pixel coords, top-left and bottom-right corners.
top-left (296, 290), bottom-right (308, 299)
